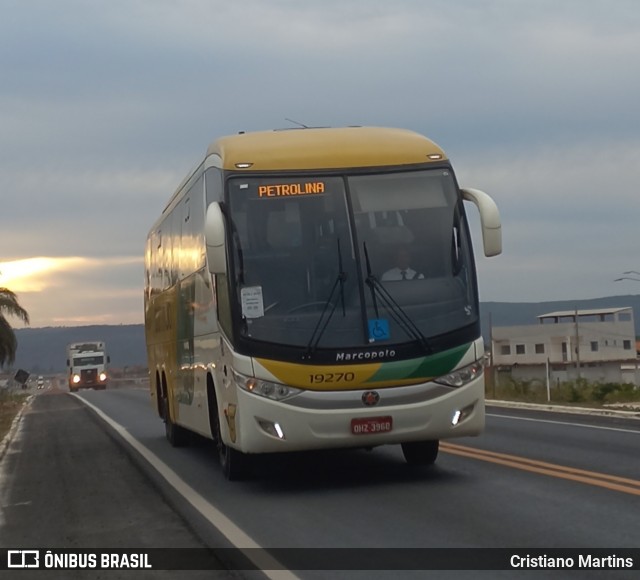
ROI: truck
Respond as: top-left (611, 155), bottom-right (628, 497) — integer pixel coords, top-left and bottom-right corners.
top-left (66, 342), bottom-right (110, 392)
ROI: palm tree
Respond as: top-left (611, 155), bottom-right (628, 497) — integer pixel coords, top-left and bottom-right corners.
top-left (0, 287), bottom-right (30, 368)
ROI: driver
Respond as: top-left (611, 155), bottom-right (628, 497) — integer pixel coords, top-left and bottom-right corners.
top-left (381, 247), bottom-right (424, 281)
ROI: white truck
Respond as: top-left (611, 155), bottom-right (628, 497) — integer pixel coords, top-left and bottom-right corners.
top-left (66, 341), bottom-right (110, 392)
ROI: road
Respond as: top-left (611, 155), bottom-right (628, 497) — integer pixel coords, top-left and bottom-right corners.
top-left (0, 389), bottom-right (239, 579)
top-left (2, 386), bottom-right (639, 578)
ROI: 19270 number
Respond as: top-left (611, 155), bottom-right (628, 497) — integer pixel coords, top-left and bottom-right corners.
top-left (309, 372), bottom-right (356, 384)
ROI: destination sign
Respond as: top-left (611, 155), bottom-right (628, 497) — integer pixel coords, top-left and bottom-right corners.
top-left (258, 182), bottom-right (325, 198)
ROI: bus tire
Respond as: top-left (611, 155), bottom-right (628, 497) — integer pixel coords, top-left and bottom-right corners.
top-left (207, 382), bottom-right (248, 481)
top-left (219, 439), bottom-right (248, 481)
top-left (162, 394), bottom-right (189, 447)
top-left (154, 373), bottom-right (163, 418)
top-left (401, 440), bottom-right (439, 466)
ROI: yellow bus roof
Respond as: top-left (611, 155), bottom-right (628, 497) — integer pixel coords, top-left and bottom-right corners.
top-left (207, 126), bottom-right (447, 171)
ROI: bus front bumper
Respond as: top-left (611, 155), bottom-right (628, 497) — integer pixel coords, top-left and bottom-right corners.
top-left (227, 377), bottom-right (485, 454)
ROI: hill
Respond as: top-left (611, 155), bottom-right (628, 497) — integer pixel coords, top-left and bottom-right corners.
top-left (11, 325), bottom-right (146, 374)
top-left (7, 294), bottom-right (640, 374)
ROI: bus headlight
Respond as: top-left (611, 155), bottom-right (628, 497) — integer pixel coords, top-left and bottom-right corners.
top-left (434, 361), bottom-right (483, 388)
top-left (72, 374), bottom-right (81, 384)
top-left (233, 371), bottom-right (302, 402)
top-left (99, 372), bottom-right (107, 382)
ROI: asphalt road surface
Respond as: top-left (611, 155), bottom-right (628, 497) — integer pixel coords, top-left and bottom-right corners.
top-left (2, 386), bottom-right (639, 579)
top-left (0, 389), bottom-right (242, 579)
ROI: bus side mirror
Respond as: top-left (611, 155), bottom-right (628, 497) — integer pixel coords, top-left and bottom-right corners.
top-left (205, 202), bottom-right (228, 275)
top-left (461, 188), bottom-right (502, 257)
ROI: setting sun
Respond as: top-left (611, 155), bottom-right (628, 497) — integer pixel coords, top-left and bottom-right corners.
top-left (0, 256), bottom-right (144, 327)
top-left (0, 257), bottom-right (88, 292)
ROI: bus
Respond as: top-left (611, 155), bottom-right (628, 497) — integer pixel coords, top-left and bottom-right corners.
top-left (144, 126), bottom-right (501, 479)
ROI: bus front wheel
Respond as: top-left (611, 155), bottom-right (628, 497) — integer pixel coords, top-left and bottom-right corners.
top-left (218, 436), bottom-right (248, 481)
top-left (208, 392), bottom-right (248, 480)
top-left (401, 440), bottom-right (439, 466)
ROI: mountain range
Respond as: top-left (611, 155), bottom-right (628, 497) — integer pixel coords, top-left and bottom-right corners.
top-left (7, 295), bottom-right (640, 374)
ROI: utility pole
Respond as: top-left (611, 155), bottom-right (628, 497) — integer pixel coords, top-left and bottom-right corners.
top-left (574, 307), bottom-right (581, 379)
top-left (546, 357), bottom-right (551, 402)
top-left (489, 312), bottom-right (496, 398)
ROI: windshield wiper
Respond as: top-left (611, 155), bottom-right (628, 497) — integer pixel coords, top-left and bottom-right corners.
top-left (302, 239), bottom-right (348, 359)
top-left (229, 220), bottom-right (245, 284)
top-left (363, 242), bottom-right (432, 352)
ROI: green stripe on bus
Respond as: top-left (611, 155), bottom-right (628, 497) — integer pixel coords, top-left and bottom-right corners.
top-left (365, 343), bottom-right (470, 383)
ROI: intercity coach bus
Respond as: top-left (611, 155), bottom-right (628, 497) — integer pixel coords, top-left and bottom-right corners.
top-left (144, 126), bottom-right (501, 479)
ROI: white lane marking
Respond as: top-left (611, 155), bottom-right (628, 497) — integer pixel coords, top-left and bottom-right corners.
top-left (73, 394), bottom-right (299, 580)
top-left (487, 413), bottom-right (640, 435)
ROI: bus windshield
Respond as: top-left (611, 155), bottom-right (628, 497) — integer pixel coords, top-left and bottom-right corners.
top-left (226, 169), bottom-right (478, 351)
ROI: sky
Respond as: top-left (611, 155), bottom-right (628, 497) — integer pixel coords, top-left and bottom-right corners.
top-left (1, 0), bottom-right (640, 328)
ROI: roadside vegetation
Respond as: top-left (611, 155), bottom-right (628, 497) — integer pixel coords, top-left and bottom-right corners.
top-left (0, 286), bottom-right (30, 368)
top-left (486, 376), bottom-right (640, 409)
top-left (0, 285), bottom-right (31, 445)
top-left (0, 389), bottom-right (29, 443)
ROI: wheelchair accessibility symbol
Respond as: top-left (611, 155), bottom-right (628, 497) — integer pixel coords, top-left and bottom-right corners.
top-left (368, 318), bottom-right (390, 342)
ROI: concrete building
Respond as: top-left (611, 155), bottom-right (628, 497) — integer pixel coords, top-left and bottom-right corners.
top-left (491, 307), bottom-right (638, 385)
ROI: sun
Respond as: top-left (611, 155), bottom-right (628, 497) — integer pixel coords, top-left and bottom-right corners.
top-left (0, 257), bottom-right (86, 292)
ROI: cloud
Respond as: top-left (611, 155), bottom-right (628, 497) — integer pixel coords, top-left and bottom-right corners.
top-left (457, 138), bottom-right (640, 301)
top-left (0, 256), bottom-right (143, 327)
top-left (1, 0), bottom-right (640, 325)
top-left (0, 167), bottom-right (178, 258)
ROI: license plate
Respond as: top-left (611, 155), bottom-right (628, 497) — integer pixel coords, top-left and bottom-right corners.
top-left (351, 416), bottom-right (393, 435)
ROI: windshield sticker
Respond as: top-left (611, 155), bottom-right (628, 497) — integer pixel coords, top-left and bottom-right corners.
top-left (241, 286), bottom-right (265, 319)
top-left (258, 182), bottom-right (325, 198)
top-left (368, 318), bottom-right (390, 342)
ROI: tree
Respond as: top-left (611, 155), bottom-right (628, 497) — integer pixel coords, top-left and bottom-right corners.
top-left (0, 287), bottom-right (30, 368)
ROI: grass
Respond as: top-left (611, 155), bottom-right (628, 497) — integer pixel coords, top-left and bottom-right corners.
top-left (0, 390), bottom-right (30, 444)
top-left (486, 377), bottom-right (640, 409)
